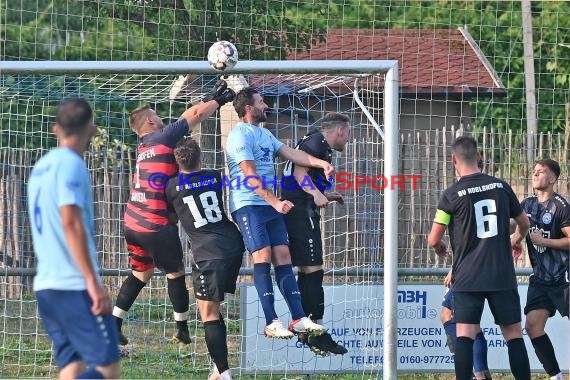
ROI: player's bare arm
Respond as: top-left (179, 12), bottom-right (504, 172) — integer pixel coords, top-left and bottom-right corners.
top-left (324, 191), bottom-right (345, 205)
top-left (427, 222), bottom-right (449, 258)
top-left (292, 164), bottom-right (328, 208)
top-left (443, 269), bottom-right (453, 288)
top-left (277, 145), bottom-right (335, 177)
top-left (239, 160), bottom-right (294, 214)
top-left (61, 205), bottom-right (111, 316)
top-left (529, 226), bottom-right (570, 250)
top-left (511, 212), bottom-right (531, 259)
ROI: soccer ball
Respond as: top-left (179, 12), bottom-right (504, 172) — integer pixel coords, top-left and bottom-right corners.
top-left (207, 41), bottom-right (238, 71)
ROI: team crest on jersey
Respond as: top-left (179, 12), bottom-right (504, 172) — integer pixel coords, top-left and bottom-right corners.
top-left (530, 226), bottom-right (550, 254)
top-left (259, 146), bottom-right (271, 162)
top-left (542, 212), bottom-right (552, 225)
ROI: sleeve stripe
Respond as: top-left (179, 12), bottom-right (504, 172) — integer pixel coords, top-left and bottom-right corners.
top-left (434, 209), bottom-right (451, 225)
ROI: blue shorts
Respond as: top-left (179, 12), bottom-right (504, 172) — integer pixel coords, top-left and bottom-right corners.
top-left (232, 205), bottom-right (289, 253)
top-left (442, 288), bottom-right (454, 310)
top-left (36, 289), bottom-right (120, 369)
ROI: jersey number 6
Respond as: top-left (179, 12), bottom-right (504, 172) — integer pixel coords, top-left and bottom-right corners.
top-left (474, 199), bottom-right (498, 238)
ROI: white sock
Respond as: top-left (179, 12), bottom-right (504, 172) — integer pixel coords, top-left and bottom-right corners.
top-left (220, 369), bottom-right (232, 380)
top-left (549, 373), bottom-right (563, 380)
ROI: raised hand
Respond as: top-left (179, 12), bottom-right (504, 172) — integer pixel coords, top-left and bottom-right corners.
top-left (202, 79), bottom-right (235, 106)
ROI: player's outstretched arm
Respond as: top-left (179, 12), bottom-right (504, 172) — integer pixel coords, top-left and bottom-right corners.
top-left (178, 80), bottom-right (235, 129)
top-left (291, 164), bottom-right (328, 208)
top-left (240, 160), bottom-right (294, 214)
top-left (61, 205), bottom-right (111, 316)
top-left (277, 145), bottom-right (335, 177)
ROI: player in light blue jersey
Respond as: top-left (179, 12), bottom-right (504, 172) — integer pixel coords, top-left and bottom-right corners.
top-left (226, 87), bottom-right (334, 339)
top-left (27, 98), bottom-right (120, 379)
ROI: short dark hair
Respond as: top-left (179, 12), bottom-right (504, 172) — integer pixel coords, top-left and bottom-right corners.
top-left (56, 98), bottom-right (93, 135)
top-left (174, 137), bottom-right (201, 171)
top-left (451, 136), bottom-right (478, 163)
top-left (536, 158), bottom-right (560, 179)
top-left (319, 112), bottom-right (350, 130)
top-left (233, 87), bottom-right (259, 118)
top-left (129, 105), bottom-right (153, 133)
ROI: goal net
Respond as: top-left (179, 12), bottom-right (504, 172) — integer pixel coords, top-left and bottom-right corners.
top-left (0, 61), bottom-right (399, 379)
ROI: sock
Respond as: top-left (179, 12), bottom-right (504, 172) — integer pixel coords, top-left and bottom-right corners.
top-left (220, 369), bottom-right (232, 380)
top-left (443, 320), bottom-right (457, 354)
top-left (253, 263), bottom-right (278, 324)
top-left (531, 334), bottom-right (560, 376)
top-left (76, 368), bottom-right (104, 379)
top-left (167, 276), bottom-right (189, 331)
top-left (299, 270), bottom-right (324, 321)
top-left (473, 332), bottom-right (489, 373)
top-left (114, 273), bottom-right (147, 315)
top-left (204, 319), bottom-right (229, 373)
top-left (454, 336), bottom-right (474, 380)
top-left (507, 337), bottom-right (531, 380)
top-left (274, 264), bottom-right (305, 320)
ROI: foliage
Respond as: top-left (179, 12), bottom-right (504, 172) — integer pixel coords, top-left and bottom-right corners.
top-left (0, 0), bottom-right (569, 152)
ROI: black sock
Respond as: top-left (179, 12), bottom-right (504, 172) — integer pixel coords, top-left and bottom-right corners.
top-left (204, 319), bottom-right (229, 373)
top-left (167, 276), bottom-right (189, 330)
top-left (114, 273), bottom-right (147, 329)
top-left (507, 337), bottom-right (531, 380)
top-left (454, 336), bottom-right (474, 380)
top-left (299, 270), bottom-right (325, 321)
top-left (531, 334), bottom-right (560, 376)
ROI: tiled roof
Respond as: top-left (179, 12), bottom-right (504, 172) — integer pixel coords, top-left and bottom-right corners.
top-left (253, 28), bottom-right (505, 97)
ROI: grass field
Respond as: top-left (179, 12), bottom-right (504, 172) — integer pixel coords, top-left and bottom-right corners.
top-left (0, 294), bottom-right (562, 379)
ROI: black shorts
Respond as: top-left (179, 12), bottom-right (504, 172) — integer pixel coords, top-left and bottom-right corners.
top-left (124, 225), bottom-right (184, 274)
top-left (284, 215), bottom-right (323, 267)
top-left (524, 278), bottom-right (569, 318)
top-left (454, 289), bottom-right (522, 325)
top-left (191, 256), bottom-right (242, 302)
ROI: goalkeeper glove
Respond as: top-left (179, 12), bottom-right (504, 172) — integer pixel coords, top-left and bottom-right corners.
top-left (203, 79), bottom-right (236, 107)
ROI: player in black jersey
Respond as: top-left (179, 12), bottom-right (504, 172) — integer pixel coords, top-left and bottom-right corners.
top-left (511, 159), bottom-right (569, 380)
top-left (165, 137), bottom-right (244, 380)
top-left (281, 113), bottom-right (350, 356)
top-left (427, 136), bottom-right (531, 380)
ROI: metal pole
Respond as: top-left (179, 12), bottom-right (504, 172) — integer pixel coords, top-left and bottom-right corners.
top-left (0, 60), bottom-right (396, 75)
top-left (383, 62), bottom-right (399, 380)
top-left (521, 0), bottom-right (537, 163)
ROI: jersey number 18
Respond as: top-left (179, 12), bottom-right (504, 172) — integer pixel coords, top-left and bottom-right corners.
top-left (182, 191), bottom-right (223, 228)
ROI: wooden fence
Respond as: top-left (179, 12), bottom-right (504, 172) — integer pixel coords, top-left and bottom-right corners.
top-left (1, 128), bottom-right (568, 297)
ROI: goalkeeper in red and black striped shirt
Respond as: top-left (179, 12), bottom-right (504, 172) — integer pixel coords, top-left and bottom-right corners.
top-left (113, 80), bottom-right (235, 345)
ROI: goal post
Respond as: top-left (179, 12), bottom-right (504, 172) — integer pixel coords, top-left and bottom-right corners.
top-left (0, 60), bottom-right (399, 379)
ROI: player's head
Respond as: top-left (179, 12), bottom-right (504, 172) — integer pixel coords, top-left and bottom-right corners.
top-left (233, 87), bottom-right (268, 124)
top-left (53, 98), bottom-right (96, 150)
top-left (532, 159), bottom-right (560, 191)
top-left (451, 136), bottom-right (480, 168)
top-left (319, 112), bottom-right (351, 151)
top-left (129, 105), bottom-right (164, 136)
top-left (174, 137), bottom-right (201, 172)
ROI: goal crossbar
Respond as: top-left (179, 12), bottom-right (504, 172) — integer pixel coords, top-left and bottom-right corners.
top-left (0, 59), bottom-right (400, 380)
top-left (0, 60), bottom-right (396, 75)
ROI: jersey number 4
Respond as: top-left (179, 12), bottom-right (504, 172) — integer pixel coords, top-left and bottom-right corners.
top-left (474, 199), bottom-right (498, 238)
top-left (182, 191), bottom-right (222, 228)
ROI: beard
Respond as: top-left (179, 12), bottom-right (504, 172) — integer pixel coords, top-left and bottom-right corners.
top-left (252, 108), bottom-right (267, 124)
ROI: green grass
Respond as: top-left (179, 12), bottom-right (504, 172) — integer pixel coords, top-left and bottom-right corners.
top-left (0, 296), bottom-right (557, 379)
